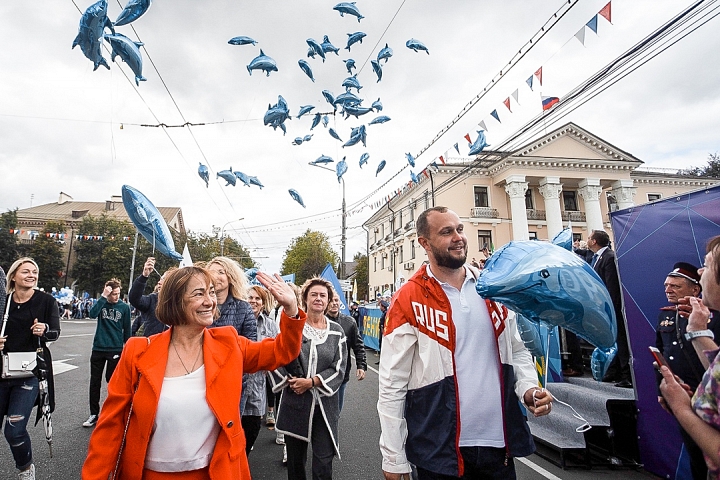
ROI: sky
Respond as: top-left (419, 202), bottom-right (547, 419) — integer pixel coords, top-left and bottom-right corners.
top-left (1, 0), bottom-right (718, 273)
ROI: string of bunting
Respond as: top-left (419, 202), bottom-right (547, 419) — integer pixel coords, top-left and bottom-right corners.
top-left (0, 228), bottom-right (133, 241)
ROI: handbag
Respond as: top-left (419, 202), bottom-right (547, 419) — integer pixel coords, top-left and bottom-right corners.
top-left (1, 294), bottom-right (37, 379)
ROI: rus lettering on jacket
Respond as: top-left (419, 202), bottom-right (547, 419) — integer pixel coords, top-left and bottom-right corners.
top-left (411, 301), bottom-right (450, 343)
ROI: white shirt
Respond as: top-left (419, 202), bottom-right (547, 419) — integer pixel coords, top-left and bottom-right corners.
top-left (427, 265), bottom-right (505, 447)
top-left (145, 366), bottom-right (221, 472)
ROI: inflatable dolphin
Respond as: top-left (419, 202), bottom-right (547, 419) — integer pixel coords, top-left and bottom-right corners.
top-left (121, 185), bottom-right (183, 261)
top-left (114, 0), bottom-right (151, 26)
top-left (197, 163), bottom-right (209, 187)
top-left (72, 0), bottom-right (113, 71)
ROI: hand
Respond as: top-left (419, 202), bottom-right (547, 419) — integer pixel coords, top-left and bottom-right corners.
top-left (288, 376), bottom-right (313, 395)
top-left (101, 285), bottom-right (113, 299)
top-left (143, 257), bottom-right (155, 277)
top-left (356, 369), bottom-right (365, 381)
top-left (31, 319), bottom-right (46, 337)
top-left (524, 387), bottom-right (554, 417)
top-left (686, 296), bottom-right (711, 332)
top-left (0, 336), bottom-right (6, 351)
top-left (383, 471), bottom-right (412, 480)
top-left (256, 272), bottom-right (299, 317)
top-left (659, 365), bottom-right (694, 415)
top-left (658, 395), bottom-right (671, 414)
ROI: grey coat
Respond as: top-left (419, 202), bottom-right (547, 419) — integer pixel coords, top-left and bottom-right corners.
top-left (270, 318), bottom-right (346, 456)
top-left (241, 312), bottom-right (279, 416)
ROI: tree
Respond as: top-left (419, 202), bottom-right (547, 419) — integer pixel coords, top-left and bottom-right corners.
top-left (681, 152), bottom-right (720, 178)
top-left (353, 252), bottom-right (369, 301)
top-left (30, 221), bottom-right (66, 291)
top-left (281, 229), bottom-right (340, 285)
top-left (178, 231), bottom-right (256, 269)
top-left (0, 209), bottom-right (20, 271)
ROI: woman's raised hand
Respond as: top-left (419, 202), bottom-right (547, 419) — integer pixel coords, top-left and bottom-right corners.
top-left (256, 272), bottom-right (299, 318)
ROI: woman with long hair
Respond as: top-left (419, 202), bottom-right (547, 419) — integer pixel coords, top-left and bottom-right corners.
top-left (1, 258), bottom-right (61, 480)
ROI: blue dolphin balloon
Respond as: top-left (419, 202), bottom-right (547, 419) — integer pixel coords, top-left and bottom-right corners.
top-left (263, 95), bottom-right (291, 134)
top-left (307, 47), bottom-right (316, 59)
top-left (369, 116), bottom-right (390, 125)
top-left (198, 163), bottom-right (209, 188)
top-left (322, 116), bottom-right (329, 128)
top-left (334, 91), bottom-right (362, 107)
top-left (321, 35), bottom-right (340, 55)
top-left (72, 0), bottom-right (113, 71)
top-left (376, 160), bottom-right (386, 176)
top-left (298, 59), bottom-right (315, 82)
top-left (322, 90), bottom-right (336, 109)
top-left (228, 36), bottom-right (257, 46)
top-left (344, 125), bottom-right (366, 147)
top-left (359, 153), bottom-right (369, 168)
top-left (248, 176), bottom-right (264, 189)
top-left (245, 268), bottom-right (259, 282)
top-left (310, 113), bottom-right (322, 130)
top-left (234, 170), bottom-right (251, 187)
top-left (336, 157), bottom-right (348, 183)
top-left (297, 105), bottom-right (315, 118)
top-left (217, 168), bottom-right (236, 186)
top-left (410, 171), bottom-right (420, 184)
top-left (306, 38), bottom-right (326, 62)
top-left (311, 154), bottom-right (334, 165)
top-left (377, 43), bottom-right (393, 64)
top-left (476, 241), bottom-right (617, 349)
top-left (342, 104), bottom-right (373, 119)
top-left (333, 2), bottom-right (364, 22)
top-left (371, 59), bottom-right (382, 82)
top-left (405, 153), bottom-right (415, 168)
top-left (114, 0), bottom-right (151, 26)
top-left (406, 38), bottom-right (429, 54)
top-left (516, 313), bottom-right (545, 360)
top-left (121, 185), bottom-right (183, 261)
top-left (341, 75), bottom-right (362, 92)
top-left (289, 189), bottom-right (306, 208)
top-left (591, 346), bottom-right (617, 381)
top-left (372, 98), bottom-right (383, 111)
top-left (345, 32), bottom-right (366, 51)
top-left (329, 128), bottom-right (342, 142)
top-left (467, 130), bottom-right (489, 156)
top-left (303, 134), bottom-right (313, 142)
top-left (292, 137), bottom-right (304, 146)
top-left (552, 228), bottom-right (573, 251)
top-left (104, 33), bottom-right (146, 85)
top-left (247, 49), bottom-right (278, 76)
top-left (343, 132), bottom-right (362, 148)
top-left (344, 58), bottom-right (356, 74)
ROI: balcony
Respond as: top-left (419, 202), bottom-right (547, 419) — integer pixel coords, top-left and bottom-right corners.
top-left (394, 228), bottom-right (403, 237)
top-left (562, 211), bottom-right (586, 222)
top-left (384, 234), bottom-right (392, 242)
top-left (404, 221), bottom-right (416, 231)
top-left (470, 207), bottom-right (499, 218)
top-left (526, 209), bottom-right (546, 220)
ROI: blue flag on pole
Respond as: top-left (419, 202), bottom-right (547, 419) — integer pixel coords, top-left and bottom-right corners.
top-left (320, 263), bottom-right (350, 315)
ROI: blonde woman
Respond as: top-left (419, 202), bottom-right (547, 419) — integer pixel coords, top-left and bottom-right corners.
top-left (206, 257), bottom-right (256, 340)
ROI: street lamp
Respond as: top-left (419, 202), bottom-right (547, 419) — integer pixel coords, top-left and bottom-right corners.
top-left (220, 218), bottom-right (244, 256)
top-left (308, 162), bottom-right (346, 279)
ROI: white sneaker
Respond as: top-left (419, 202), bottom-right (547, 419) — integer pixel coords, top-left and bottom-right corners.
top-left (276, 432), bottom-right (285, 445)
top-left (18, 464), bottom-right (35, 480)
top-left (266, 410), bottom-right (276, 426)
top-left (282, 445), bottom-right (287, 465)
top-left (83, 415), bottom-right (98, 427)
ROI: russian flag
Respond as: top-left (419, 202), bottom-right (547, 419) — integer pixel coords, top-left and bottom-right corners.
top-left (541, 96), bottom-right (559, 111)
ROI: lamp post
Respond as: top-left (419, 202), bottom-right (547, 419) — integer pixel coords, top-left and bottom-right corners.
top-left (220, 218), bottom-right (244, 256)
top-left (308, 162), bottom-right (346, 279)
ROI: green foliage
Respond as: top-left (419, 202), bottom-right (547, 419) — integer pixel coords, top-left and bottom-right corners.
top-left (0, 209), bottom-right (20, 272)
top-left (353, 252), bottom-right (369, 301)
top-left (30, 221), bottom-right (66, 291)
top-left (281, 229), bottom-right (340, 285)
top-left (681, 152), bottom-right (720, 178)
top-left (173, 231), bottom-right (256, 269)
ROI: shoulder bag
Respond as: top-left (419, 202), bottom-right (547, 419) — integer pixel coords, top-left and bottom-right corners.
top-left (1, 294), bottom-right (37, 379)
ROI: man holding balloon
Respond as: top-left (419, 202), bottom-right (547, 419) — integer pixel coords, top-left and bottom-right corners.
top-left (377, 207), bottom-right (553, 480)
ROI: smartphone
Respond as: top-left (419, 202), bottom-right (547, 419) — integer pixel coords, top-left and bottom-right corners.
top-left (649, 346), bottom-right (671, 372)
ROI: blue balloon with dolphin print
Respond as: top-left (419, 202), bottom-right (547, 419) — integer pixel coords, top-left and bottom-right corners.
top-left (516, 313), bottom-right (545, 360)
top-left (114, 0), bottom-right (151, 26)
top-left (336, 157), bottom-right (348, 183)
top-left (217, 168), bottom-right (236, 186)
top-left (343, 58), bottom-right (356, 74)
top-left (375, 160), bottom-right (386, 176)
top-left (104, 33), bottom-right (146, 85)
top-left (476, 241), bottom-right (617, 349)
top-left (552, 228), bottom-right (573, 251)
top-left (467, 130), bottom-right (489, 156)
top-left (406, 38), bottom-right (429, 54)
top-left (591, 345), bottom-right (618, 381)
top-left (121, 185), bottom-right (183, 261)
top-left (72, 0), bottom-right (113, 71)
top-left (298, 59), bottom-right (315, 82)
top-left (228, 36), bottom-right (257, 46)
top-left (197, 163), bottom-right (209, 187)
top-left (297, 105), bottom-right (315, 118)
top-left (306, 38), bottom-right (326, 62)
top-left (321, 35), bottom-right (339, 55)
top-left (377, 43), bottom-right (393, 64)
top-left (289, 189), bottom-right (305, 208)
top-left (247, 49), bottom-right (277, 76)
top-left (345, 32), bottom-right (366, 51)
top-left (333, 2), bottom-right (364, 22)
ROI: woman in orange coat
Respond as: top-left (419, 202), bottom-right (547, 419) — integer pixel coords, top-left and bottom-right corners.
top-left (82, 266), bottom-right (305, 480)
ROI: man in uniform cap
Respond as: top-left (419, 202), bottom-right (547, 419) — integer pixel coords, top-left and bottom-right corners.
top-left (656, 261), bottom-right (720, 480)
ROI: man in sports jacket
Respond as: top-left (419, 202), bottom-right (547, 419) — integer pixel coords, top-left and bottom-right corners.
top-left (377, 207), bottom-right (553, 480)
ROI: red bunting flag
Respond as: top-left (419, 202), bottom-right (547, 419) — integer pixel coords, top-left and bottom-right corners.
top-left (464, 133), bottom-right (472, 144)
top-left (534, 67), bottom-right (543, 86)
top-left (423, 170), bottom-right (429, 178)
top-left (439, 155), bottom-right (446, 165)
top-left (599, 2), bottom-right (611, 23)
top-left (503, 97), bottom-right (511, 112)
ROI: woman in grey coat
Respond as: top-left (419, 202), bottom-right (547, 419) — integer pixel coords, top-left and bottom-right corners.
top-left (271, 277), bottom-right (346, 480)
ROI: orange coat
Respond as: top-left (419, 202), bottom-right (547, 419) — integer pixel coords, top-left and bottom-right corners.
top-left (82, 310), bottom-right (306, 480)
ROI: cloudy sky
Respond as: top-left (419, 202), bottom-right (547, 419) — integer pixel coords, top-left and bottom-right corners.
top-left (1, 0), bottom-right (718, 272)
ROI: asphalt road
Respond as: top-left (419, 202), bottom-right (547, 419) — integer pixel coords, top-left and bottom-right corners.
top-left (0, 320), bottom-right (661, 479)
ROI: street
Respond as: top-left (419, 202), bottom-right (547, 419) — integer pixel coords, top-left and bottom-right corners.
top-left (1, 319), bottom-right (660, 479)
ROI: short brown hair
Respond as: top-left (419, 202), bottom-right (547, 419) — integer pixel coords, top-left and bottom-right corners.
top-left (156, 267), bottom-right (219, 326)
top-left (590, 230), bottom-right (610, 248)
top-left (416, 206), bottom-right (449, 238)
top-left (707, 235), bottom-right (720, 285)
top-left (248, 285), bottom-right (274, 315)
top-left (105, 278), bottom-right (122, 291)
top-left (300, 277), bottom-right (334, 312)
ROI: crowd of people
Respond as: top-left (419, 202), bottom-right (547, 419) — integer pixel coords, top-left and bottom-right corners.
top-left (1, 206), bottom-right (720, 480)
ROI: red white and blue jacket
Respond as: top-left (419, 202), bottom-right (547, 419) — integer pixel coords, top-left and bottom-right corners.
top-left (377, 264), bottom-right (538, 476)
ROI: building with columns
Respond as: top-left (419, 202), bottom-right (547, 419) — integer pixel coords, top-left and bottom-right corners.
top-left (363, 123), bottom-right (718, 299)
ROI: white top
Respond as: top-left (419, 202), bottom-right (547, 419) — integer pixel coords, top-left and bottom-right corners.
top-left (427, 265), bottom-right (505, 447)
top-left (145, 366), bottom-right (221, 472)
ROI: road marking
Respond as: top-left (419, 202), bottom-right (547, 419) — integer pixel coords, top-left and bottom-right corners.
top-left (60, 334), bottom-right (94, 338)
top-left (368, 365), bottom-right (379, 374)
top-left (53, 359), bottom-right (78, 375)
top-left (62, 320), bottom-right (95, 324)
top-left (516, 457), bottom-right (562, 480)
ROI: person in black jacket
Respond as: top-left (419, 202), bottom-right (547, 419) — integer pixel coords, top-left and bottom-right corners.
top-left (327, 291), bottom-right (366, 411)
top-left (128, 257), bottom-right (174, 337)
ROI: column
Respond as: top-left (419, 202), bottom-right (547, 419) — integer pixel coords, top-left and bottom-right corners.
top-left (504, 175), bottom-right (529, 241)
top-left (538, 176), bottom-right (563, 239)
top-left (578, 178), bottom-right (604, 232)
top-left (611, 179), bottom-right (637, 210)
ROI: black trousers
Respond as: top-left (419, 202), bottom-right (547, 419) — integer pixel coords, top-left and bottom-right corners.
top-left (89, 350), bottom-right (121, 416)
top-left (285, 408), bottom-right (335, 480)
top-left (680, 425), bottom-right (708, 480)
top-left (416, 447), bottom-right (516, 480)
top-left (242, 415), bottom-right (262, 455)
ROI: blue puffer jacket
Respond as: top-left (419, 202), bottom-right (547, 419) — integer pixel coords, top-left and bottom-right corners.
top-left (211, 296), bottom-right (257, 341)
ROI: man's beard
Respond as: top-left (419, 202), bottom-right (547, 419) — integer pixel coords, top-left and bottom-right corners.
top-left (430, 243), bottom-right (467, 269)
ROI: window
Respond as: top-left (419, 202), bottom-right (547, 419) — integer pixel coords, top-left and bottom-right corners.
top-left (648, 193), bottom-right (662, 202)
top-left (409, 202), bottom-right (415, 221)
top-left (381, 255), bottom-right (385, 270)
top-left (424, 191), bottom-right (430, 210)
top-left (529, 231), bottom-right (538, 240)
top-left (474, 186), bottom-right (489, 207)
top-left (477, 230), bottom-right (492, 251)
top-left (389, 216), bottom-right (395, 233)
top-left (399, 246), bottom-right (404, 263)
top-left (525, 188), bottom-right (534, 209)
top-left (410, 240), bottom-right (416, 259)
top-left (398, 210), bottom-right (403, 227)
top-left (380, 223), bottom-right (384, 238)
top-left (563, 191), bottom-right (578, 211)
top-left (373, 255), bottom-right (377, 272)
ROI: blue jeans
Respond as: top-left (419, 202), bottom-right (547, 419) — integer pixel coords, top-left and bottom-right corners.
top-left (0, 376), bottom-right (39, 470)
top-left (338, 381), bottom-right (348, 412)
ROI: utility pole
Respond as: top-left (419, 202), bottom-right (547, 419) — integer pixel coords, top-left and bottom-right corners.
top-left (129, 231), bottom-right (138, 289)
top-left (308, 162), bottom-right (347, 279)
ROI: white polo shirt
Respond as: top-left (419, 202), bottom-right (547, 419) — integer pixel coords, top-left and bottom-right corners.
top-left (427, 266), bottom-right (505, 447)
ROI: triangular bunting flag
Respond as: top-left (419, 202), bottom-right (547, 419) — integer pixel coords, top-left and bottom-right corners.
top-left (503, 98), bottom-right (511, 112)
top-left (479, 120), bottom-right (488, 131)
top-left (453, 143), bottom-right (460, 155)
top-left (534, 67), bottom-right (543, 86)
top-left (464, 133), bottom-right (472, 144)
top-left (575, 27), bottom-right (586, 46)
top-left (599, 2), bottom-right (611, 23)
top-left (586, 15), bottom-right (598, 34)
top-left (490, 109), bottom-right (501, 123)
top-left (511, 89), bottom-right (519, 104)
top-left (439, 156), bottom-right (446, 165)
top-left (423, 170), bottom-right (429, 178)
top-left (526, 76), bottom-right (533, 91)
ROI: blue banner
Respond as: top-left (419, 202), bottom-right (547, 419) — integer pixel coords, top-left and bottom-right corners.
top-left (320, 263), bottom-right (350, 316)
top-left (360, 306), bottom-right (381, 350)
